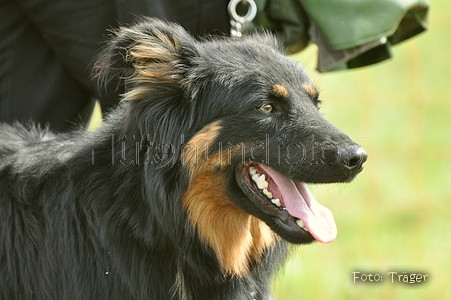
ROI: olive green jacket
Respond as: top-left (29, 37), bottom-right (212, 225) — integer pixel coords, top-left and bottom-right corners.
top-left (247, 0), bottom-right (429, 71)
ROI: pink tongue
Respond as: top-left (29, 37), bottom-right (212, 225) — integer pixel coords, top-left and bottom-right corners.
top-left (260, 165), bottom-right (337, 244)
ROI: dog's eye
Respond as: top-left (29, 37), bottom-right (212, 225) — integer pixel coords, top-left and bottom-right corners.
top-left (316, 100), bottom-right (322, 109)
top-left (259, 104), bottom-right (274, 113)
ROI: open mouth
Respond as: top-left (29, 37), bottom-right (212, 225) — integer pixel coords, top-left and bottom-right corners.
top-left (235, 164), bottom-right (337, 244)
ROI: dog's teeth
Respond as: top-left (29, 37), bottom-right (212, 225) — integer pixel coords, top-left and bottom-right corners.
top-left (254, 174), bottom-right (268, 190)
top-left (249, 166), bottom-right (257, 175)
top-left (257, 180), bottom-right (268, 190)
top-left (296, 219), bottom-right (305, 228)
top-left (262, 188), bottom-right (273, 199)
top-left (251, 172), bottom-right (272, 198)
top-left (296, 219), bottom-right (308, 231)
top-left (271, 198), bottom-right (281, 207)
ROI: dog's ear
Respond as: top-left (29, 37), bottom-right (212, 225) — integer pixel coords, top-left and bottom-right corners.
top-left (94, 18), bottom-right (198, 99)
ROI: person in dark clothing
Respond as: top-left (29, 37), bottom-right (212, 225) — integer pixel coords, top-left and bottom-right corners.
top-left (0, 0), bottom-right (229, 131)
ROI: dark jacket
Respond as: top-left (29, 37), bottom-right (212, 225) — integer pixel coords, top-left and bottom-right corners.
top-left (0, 0), bottom-right (229, 131)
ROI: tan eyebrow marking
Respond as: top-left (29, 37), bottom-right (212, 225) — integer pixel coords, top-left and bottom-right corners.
top-left (302, 82), bottom-right (318, 98)
top-left (272, 84), bottom-right (289, 99)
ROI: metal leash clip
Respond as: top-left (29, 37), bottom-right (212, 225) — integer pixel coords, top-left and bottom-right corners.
top-left (228, 0), bottom-right (257, 37)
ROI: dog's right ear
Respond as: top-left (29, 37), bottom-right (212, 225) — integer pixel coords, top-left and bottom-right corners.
top-left (94, 18), bottom-right (198, 99)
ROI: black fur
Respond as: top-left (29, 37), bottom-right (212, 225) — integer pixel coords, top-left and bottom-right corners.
top-left (0, 19), bottom-right (366, 299)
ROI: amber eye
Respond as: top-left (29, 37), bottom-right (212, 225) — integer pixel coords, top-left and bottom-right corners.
top-left (260, 104), bottom-right (273, 113)
top-left (316, 100), bottom-right (323, 109)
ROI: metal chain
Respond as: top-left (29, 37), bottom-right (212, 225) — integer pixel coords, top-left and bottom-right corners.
top-left (228, 0), bottom-right (257, 37)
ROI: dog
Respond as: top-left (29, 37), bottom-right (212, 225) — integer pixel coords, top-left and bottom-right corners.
top-left (0, 18), bottom-right (367, 300)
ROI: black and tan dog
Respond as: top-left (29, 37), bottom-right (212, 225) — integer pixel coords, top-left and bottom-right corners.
top-left (0, 19), bottom-right (367, 300)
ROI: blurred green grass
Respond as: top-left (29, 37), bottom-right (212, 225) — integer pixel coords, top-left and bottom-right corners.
top-left (272, 1), bottom-right (451, 299)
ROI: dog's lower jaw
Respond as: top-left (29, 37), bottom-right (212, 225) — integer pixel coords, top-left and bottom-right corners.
top-left (234, 164), bottom-right (338, 244)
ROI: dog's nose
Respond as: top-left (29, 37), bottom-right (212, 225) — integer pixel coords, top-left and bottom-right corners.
top-left (340, 146), bottom-right (367, 172)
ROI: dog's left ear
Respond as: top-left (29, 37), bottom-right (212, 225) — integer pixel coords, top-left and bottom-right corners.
top-left (94, 18), bottom-right (198, 97)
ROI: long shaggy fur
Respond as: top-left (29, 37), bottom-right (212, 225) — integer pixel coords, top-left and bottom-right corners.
top-left (0, 18), bottom-right (366, 300)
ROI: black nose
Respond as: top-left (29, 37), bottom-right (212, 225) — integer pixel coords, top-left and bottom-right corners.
top-left (340, 146), bottom-right (367, 172)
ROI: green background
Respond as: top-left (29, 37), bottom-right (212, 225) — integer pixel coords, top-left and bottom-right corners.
top-left (272, 1), bottom-right (451, 299)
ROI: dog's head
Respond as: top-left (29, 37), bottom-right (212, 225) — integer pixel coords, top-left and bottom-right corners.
top-left (96, 18), bottom-right (367, 275)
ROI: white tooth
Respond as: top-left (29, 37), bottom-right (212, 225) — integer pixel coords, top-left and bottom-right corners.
top-left (296, 219), bottom-right (308, 231)
top-left (251, 173), bottom-right (269, 190)
top-left (257, 179), bottom-right (268, 190)
top-left (255, 175), bottom-right (268, 190)
top-left (249, 166), bottom-right (257, 175)
top-left (271, 198), bottom-right (281, 207)
top-left (262, 188), bottom-right (273, 199)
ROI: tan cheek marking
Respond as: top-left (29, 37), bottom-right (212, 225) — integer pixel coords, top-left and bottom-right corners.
top-left (182, 121), bottom-right (243, 180)
top-left (182, 121), bottom-right (221, 178)
top-left (181, 121), bottom-right (276, 275)
top-left (182, 172), bottom-right (276, 276)
top-left (272, 84), bottom-right (289, 99)
top-left (302, 82), bottom-right (318, 98)
top-left (249, 217), bottom-right (276, 260)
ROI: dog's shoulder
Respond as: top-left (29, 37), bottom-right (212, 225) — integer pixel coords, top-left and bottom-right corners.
top-left (0, 122), bottom-right (43, 156)
top-left (0, 122), bottom-right (55, 153)
top-left (0, 123), bottom-right (79, 175)
top-left (1, 121), bottom-right (54, 140)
